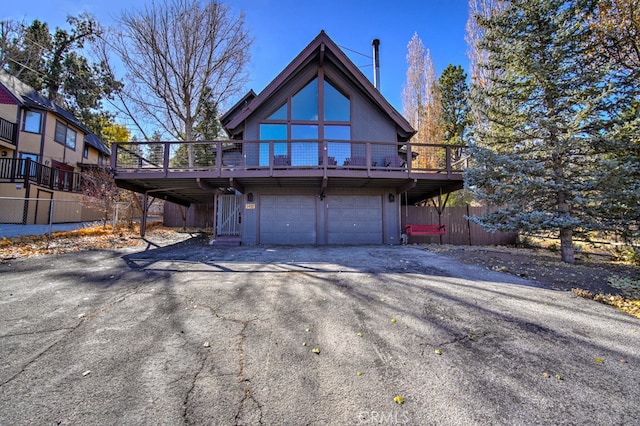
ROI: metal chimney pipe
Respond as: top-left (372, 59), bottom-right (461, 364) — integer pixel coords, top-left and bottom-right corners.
top-left (372, 38), bottom-right (380, 90)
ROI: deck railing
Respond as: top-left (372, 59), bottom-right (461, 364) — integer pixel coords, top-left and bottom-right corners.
top-left (111, 140), bottom-right (467, 176)
top-left (0, 158), bottom-right (83, 192)
top-left (0, 117), bottom-right (17, 145)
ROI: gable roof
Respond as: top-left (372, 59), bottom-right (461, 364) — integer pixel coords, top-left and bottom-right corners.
top-left (0, 70), bottom-right (110, 156)
top-left (223, 31), bottom-right (415, 141)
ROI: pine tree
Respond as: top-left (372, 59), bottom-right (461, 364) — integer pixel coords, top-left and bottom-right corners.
top-left (439, 64), bottom-right (470, 156)
top-left (466, 0), bottom-right (635, 263)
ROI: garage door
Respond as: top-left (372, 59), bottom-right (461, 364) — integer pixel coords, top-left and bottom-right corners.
top-left (327, 195), bottom-right (382, 244)
top-left (259, 195), bottom-right (317, 244)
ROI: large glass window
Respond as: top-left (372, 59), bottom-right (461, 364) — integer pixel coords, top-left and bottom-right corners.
top-left (324, 81), bottom-right (350, 121)
top-left (259, 74), bottom-right (351, 167)
top-left (268, 103), bottom-right (287, 120)
top-left (325, 125), bottom-right (351, 166)
top-left (259, 124), bottom-right (287, 166)
top-left (291, 125), bottom-right (318, 166)
top-left (24, 111), bottom-right (42, 133)
top-left (291, 78), bottom-right (318, 120)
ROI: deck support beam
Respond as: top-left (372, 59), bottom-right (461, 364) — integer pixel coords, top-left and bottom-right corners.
top-left (229, 178), bottom-right (244, 193)
top-left (397, 179), bottom-right (417, 194)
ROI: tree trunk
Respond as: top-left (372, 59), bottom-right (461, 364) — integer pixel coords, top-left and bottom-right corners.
top-left (559, 227), bottom-right (575, 264)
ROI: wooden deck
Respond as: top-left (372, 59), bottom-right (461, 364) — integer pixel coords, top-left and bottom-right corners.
top-left (111, 140), bottom-right (466, 206)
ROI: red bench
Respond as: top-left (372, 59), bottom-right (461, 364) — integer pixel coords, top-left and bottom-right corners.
top-left (404, 224), bottom-right (446, 236)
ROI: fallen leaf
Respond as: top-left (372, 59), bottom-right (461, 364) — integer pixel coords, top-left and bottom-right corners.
top-left (357, 371), bottom-right (363, 376)
top-left (394, 395), bottom-right (404, 404)
top-left (434, 348), bottom-right (442, 355)
top-left (594, 357), bottom-right (605, 364)
top-left (469, 334), bottom-right (477, 339)
top-left (312, 347), bottom-right (321, 354)
top-left (390, 318), bottom-right (397, 323)
top-left (555, 374), bottom-right (562, 380)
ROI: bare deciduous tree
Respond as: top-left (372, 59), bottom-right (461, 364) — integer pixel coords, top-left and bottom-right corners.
top-left (590, 0), bottom-right (640, 73)
top-left (465, 0), bottom-right (506, 88)
top-left (106, 0), bottom-right (252, 164)
top-left (402, 33), bottom-right (443, 170)
top-left (80, 167), bottom-right (122, 227)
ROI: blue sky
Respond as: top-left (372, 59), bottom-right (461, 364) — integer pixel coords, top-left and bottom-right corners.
top-left (2, 0), bottom-right (470, 114)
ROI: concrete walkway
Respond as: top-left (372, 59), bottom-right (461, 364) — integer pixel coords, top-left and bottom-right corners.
top-left (1, 239), bottom-right (638, 424)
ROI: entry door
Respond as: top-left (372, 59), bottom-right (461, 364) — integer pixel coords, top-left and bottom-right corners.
top-left (217, 194), bottom-right (242, 236)
top-left (52, 161), bottom-right (74, 191)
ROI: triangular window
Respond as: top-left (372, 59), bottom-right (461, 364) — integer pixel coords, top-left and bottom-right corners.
top-left (267, 103), bottom-right (287, 120)
top-left (324, 80), bottom-right (350, 121)
top-left (291, 78), bottom-right (319, 120)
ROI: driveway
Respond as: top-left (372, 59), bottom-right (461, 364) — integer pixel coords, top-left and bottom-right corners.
top-left (1, 236), bottom-right (638, 425)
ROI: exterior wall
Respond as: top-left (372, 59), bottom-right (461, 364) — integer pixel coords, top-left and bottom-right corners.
top-left (41, 112), bottom-right (84, 169)
top-left (17, 124), bottom-right (42, 157)
top-left (0, 183), bottom-right (102, 224)
top-left (84, 145), bottom-right (104, 165)
top-left (0, 183), bottom-right (26, 223)
top-left (0, 104), bottom-right (17, 122)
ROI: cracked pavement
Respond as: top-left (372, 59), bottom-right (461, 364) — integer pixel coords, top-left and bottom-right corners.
top-left (1, 234), bottom-right (639, 425)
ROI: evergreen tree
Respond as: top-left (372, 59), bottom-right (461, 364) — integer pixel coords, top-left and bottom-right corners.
top-left (0, 15), bottom-right (121, 138)
top-left (465, 0), bottom-right (635, 263)
top-left (439, 64), bottom-right (470, 161)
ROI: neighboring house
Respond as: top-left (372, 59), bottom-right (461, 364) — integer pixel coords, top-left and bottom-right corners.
top-left (0, 70), bottom-right (110, 224)
top-left (112, 31), bottom-right (465, 244)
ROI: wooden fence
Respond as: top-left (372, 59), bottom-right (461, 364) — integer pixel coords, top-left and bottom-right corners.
top-left (401, 205), bottom-right (517, 246)
top-left (164, 202), bottom-right (215, 228)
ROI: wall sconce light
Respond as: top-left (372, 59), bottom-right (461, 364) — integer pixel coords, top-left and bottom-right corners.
top-left (388, 193), bottom-right (395, 203)
top-left (247, 193), bottom-right (254, 202)
top-left (1, 150), bottom-right (6, 157)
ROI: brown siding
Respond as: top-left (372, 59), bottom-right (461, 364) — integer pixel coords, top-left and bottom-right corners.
top-left (400, 205), bottom-right (517, 246)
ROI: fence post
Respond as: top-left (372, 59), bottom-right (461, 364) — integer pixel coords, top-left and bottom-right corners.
top-left (48, 199), bottom-right (54, 238)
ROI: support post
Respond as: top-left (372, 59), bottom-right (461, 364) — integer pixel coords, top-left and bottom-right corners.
top-left (141, 193), bottom-right (148, 237)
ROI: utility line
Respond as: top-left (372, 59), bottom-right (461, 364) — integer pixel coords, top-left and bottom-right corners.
top-left (338, 44), bottom-right (372, 59)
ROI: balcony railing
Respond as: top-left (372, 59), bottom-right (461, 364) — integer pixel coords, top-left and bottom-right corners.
top-left (0, 158), bottom-right (83, 193)
top-left (112, 140), bottom-right (467, 177)
top-left (0, 117), bottom-right (17, 145)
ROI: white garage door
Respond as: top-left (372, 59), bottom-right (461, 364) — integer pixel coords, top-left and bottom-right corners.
top-left (327, 195), bottom-right (382, 244)
top-left (259, 195), bottom-right (317, 244)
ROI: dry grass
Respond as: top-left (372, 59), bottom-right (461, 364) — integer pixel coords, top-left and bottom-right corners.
top-left (572, 288), bottom-right (640, 319)
top-left (0, 222), bottom-right (173, 260)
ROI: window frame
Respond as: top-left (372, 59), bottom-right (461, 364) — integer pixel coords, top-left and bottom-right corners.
top-left (23, 110), bottom-right (43, 134)
top-left (54, 121), bottom-right (77, 150)
top-left (259, 70), bottom-right (352, 166)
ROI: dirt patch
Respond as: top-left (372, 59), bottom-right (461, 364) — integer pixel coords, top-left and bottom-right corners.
top-left (424, 244), bottom-right (640, 297)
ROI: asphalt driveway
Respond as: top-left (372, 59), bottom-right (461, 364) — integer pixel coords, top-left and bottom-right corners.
top-left (1, 235), bottom-right (638, 425)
